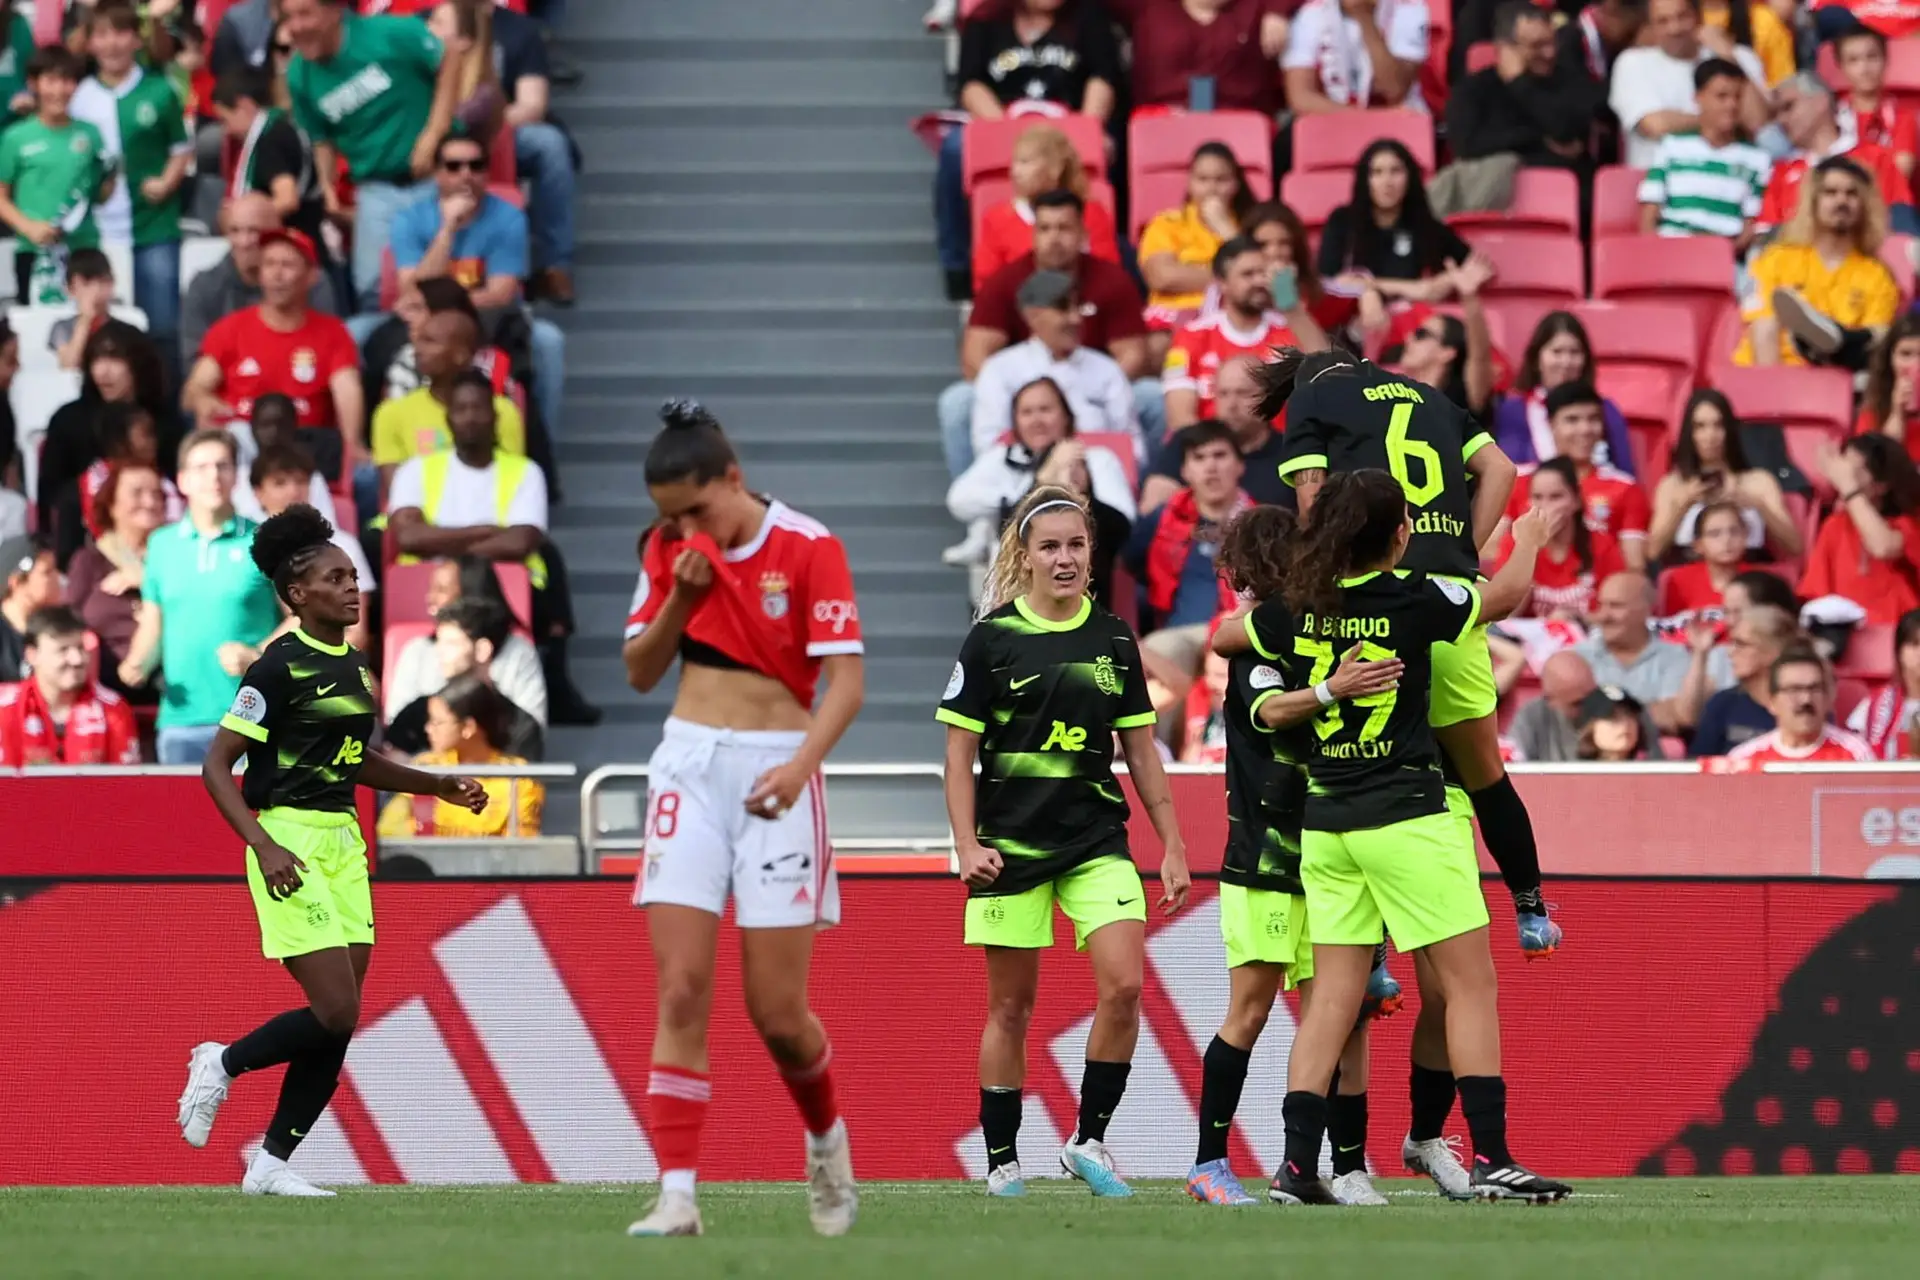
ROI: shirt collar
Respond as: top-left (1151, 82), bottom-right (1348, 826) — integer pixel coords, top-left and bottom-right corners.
top-left (178, 512), bottom-right (245, 542)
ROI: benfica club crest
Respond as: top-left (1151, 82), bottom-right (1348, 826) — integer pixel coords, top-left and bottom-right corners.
top-left (759, 571), bottom-right (790, 620)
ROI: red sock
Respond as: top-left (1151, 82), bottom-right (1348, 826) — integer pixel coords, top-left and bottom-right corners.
top-left (780, 1044), bottom-right (840, 1136)
top-left (646, 1067), bottom-right (710, 1177)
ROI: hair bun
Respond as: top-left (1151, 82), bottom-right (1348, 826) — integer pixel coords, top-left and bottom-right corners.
top-left (659, 398), bottom-right (718, 432)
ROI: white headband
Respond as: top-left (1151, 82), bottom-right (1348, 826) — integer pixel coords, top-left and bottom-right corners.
top-left (1018, 498), bottom-right (1083, 537)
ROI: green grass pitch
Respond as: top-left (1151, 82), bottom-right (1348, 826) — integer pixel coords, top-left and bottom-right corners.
top-left (4, 1178), bottom-right (1916, 1279)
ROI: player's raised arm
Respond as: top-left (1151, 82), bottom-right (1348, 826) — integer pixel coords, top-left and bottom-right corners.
top-left (1464, 433), bottom-right (1519, 553)
top-left (1478, 505), bottom-right (1563, 622)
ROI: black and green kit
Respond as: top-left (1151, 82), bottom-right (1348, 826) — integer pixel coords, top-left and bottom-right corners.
top-left (1221, 645), bottom-right (1309, 896)
top-left (935, 596), bottom-right (1157, 896)
top-left (219, 629), bottom-right (377, 813)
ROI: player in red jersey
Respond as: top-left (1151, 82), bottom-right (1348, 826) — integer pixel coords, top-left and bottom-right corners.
top-left (620, 401), bottom-right (865, 1239)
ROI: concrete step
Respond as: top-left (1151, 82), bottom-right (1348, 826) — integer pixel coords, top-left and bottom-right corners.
top-left (557, 458), bottom-right (952, 509)
top-left (564, 300), bottom-right (956, 333)
top-left (581, 164), bottom-right (933, 199)
top-left (561, 371), bottom-right (952, 399)
top-left (581, 194), bottom-right (938, 239)
top-left (565, 53), bottom-right (936, 101)
top-left (561, 327), bottom-right (954, 374)
top-left (562, 103), bottom-right (930, 132)
top-left (556, 392), bottom-right (951, 443)
top-left (572, 261), bottom-right (940, 307)
top-left (577, 228), bottom-right (933, 265)
top-left (570, 124), bottom-right (930, 169)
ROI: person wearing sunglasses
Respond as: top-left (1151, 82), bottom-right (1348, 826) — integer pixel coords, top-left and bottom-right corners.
top-left (387, 132), bottom-right (526, 317)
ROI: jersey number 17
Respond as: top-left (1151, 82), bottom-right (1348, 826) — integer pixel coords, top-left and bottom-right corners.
top-left (1295, 636), bottom-right (1398, 742)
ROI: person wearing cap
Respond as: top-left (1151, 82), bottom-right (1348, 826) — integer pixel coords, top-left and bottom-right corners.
top-left (179, 193), bottom-right (340, 370)
top-left (967, 269), bottom-right (1137, 474)
top-left (0, 534), bottom-right (62, 681)
top-left (1508, 650), bottom-right (1670, 762)
top-left (183, 223), bottom-right (364, 487)
top-left (1574, 685), bottom-right (1657, 761)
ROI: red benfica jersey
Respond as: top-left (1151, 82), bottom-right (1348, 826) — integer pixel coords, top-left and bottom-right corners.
top-left (625, 499), bottom-right (863, 708)
top-left (0, 680), bottom-right (139, 766)
top-left (199, 306), bottom-right (359, 430)
top-left (1723, 725), bottom-right (1875, 766)
top-left (1494, 528), bottom-right (1627, 617)
top-left (1508, 461), bottom-right (1649, 544)
top-left (1162, 312), bottom-right (1297, 420)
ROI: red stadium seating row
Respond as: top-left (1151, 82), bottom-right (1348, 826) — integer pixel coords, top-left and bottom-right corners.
top-left (380, 560), bottom-right (534, 684)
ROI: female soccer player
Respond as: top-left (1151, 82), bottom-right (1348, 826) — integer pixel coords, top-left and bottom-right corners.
top-left (937, 485), bottom-right (1191, 1199)
top-left (1187, 506), bottom-right (1407, 1208)
top-left (621, 401), bottom-right (865, 1238)
top-left (175, 504), bottom-right (487, 1196)
top-left (1257, 470), bottom-right (1570, 1204)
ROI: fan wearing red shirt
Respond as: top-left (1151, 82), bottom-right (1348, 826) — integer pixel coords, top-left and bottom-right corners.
top-left (1162, 237), bottom-right (1304, 431)
top-left (1854, 312), bottom-right (1920, 464)
top-left (1656, 501), bottom-right (1759, 618)
top-left (1814, 0), bottom-right (1920, 45)
top-left (1501, 382), bottom-right (1650, 569)
top-left (619, 400), bottom-right (864, 1236)
top-left (1803, 434), bottom-right (1920, 624)
top-left (0, 606), bottom-right (139, 766)
top-left (1723, 649), bottom-right (1876, 764)
top-left (1493, 457), bottom-right (1627, 617)
top-left (1834, 30), bottom-right (1919, 201)
top-left (183, 229), bottom-right (365, 472)
top-left (1758, 76), bottom-right (1907, 231)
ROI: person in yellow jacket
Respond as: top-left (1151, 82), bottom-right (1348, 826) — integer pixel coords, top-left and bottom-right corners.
top-left (387, 371), bottom-right (548, 567)
top-left (378, 673), bottom-right (544, 837)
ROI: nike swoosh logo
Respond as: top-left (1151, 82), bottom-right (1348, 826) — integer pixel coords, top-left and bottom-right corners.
top-left (1010, 674), bottom-right (1041, 689)
top-left (316, 683), bottom-right (337, 696)
top-left (1338, 1144), bottom-right (1362, 1152)
top-left (989, 1146), bottom-right (1011, 1155)
top-left (1116, 897), bottom-right (1138, 906)
top-left (1212, 1121), bottom-right (1231, 1129)
top-left (289, 1128), bottom-right (304, 1138)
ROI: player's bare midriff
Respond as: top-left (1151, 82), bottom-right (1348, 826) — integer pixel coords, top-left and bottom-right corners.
top-left (673, 662), bottom-right (812, 732)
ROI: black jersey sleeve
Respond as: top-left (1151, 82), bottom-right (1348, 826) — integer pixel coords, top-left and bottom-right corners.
top-left (1233, 652), bottom-right (1295, 736)
top-left (1414, 574), bottom-right (1483, 645)
top-left (936, 622), bottom-right (996, 734)
top-left (1276, 380), bottom-right (1332, 486)
top-left (1244, 596), bottom-right (1295, 664)
top-left (220, 647), bottom-right (294, 743)
top-left (1110, 628), bottom-right (1157, 730)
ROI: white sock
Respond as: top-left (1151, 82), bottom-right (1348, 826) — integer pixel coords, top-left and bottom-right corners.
top-left (661, 1168), bottom-right (696, 1197)
top-left (805, 1118), bottom-right (845, 1157)
top-left (249, 1149), bottom-right (287, 1176)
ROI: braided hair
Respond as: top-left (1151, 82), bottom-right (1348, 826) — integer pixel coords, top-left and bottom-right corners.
top-left (250, 502), bottom-right (336, 607)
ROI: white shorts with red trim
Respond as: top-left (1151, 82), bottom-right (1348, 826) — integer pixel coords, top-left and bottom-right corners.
top-left (633, 717), bottom-right (840, 928)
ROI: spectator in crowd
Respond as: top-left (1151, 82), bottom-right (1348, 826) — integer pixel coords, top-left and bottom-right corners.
top-left (1573, 571), bottom-right (1699, 731)
top-left (0, 535), bottom-right (60, 679)
top-left (1508, 650), bottom-right (1666, 762)
top-left (1179, 645), bottom-right (1231, 764)
top-left (1576, 686), bottom-right (1658, 760)
top-left (0, 46), bottom-right (109, 303)
top-left (284, 0), bottom-right (463, 311)
top-left (210, 0), bottom-right (278, 78)
top-left (1229, 199), bottom-right (1345, 332)
top-left (1162, 235), bottom-right (1325, 433)
top-left (1720, 565), bottom-right (1800, 630)
top-left (1637, 59), bottom-right (1770, 248)
top-left (1138, 142), bottom-right (1256, 338)
top-left (364, 275), bottom-right (525, 409)
top-left (1492, 455), bottom-right (1629, 619)
top-left (180, 193), bottom-right (339, 370)
top-left (1699, 0), bottom-right (1793, 88)
top-left (1609, 0), bottom-right (1767, 170)
top-left (936, 0), bottom-right (1121, 300)
top-left (491, 0), bottom-right (576, 305)
top-left (1657, 501), bottom-right (1759, 616)
top-left (1848, 605), bottom-right (1920, 757)
top-left (384, 597), bottom-right (544, 759)
top-left (73, 3), bottom-right (191, 365)
top-left (966, 270), bottom-right (1137, 473)
top-left (37, 324), bottom-right (175, 543)
top-left (1723, 649), bottom-right (1877, 762)
top-left (1108, 0), bottom-right (1291, 119)
top-left (1556, 0), bottom-right (1645, 90)
top-left (118, 429), bottom-right (282, 765)
top-left (63, 461), bottom-right (166, 698)
top-left (1384, 254), bottom-right (1498, 416)
top-left (1318, 139), bottom-right (1473, 336)
top-left (184, 227), bottom-right (364, 486)
top-left (53, 402), bottom-right (181, 568)
top-left (249, 444), bottom-right (375, 651)
top-left (50, 249), bottom-right (120, 372)
top-left (230, 394), bottom-right (339, 526)
top-left (211, 69), bottom-right (329, 264)
top-left (377, 672), bottom-right (545, 836)
top-left (1648, 388), bottom-right (1801, 561)
top-left (1502, 382), bottom-right (1651, 569)
top-left (1123, 421), bottom-right (1248, 682)
top-left (1283, 0), bottom-right (1432, 117)
top-left (0, 317), bottom-right (18, 498)
top-left (1760, 73), bottom-right (1910, 235)
top-left (0, 4), bottom-right (32, 114)
top-left (425, 0), bottom-right (504, 144)
top-left (203, 0), bottom-right (287, 224)
top-left (0, 603), bottom-right (140, 765)
top-left (1447, 2), bottom-right (1601, 181)
top-left (1740, 156), bottom-right (1899, 370)
top-left (371, 308), bottom-right (525, 481)
top-left (384, 553), bottom-right (546, 724)
top-left (1491, 312), bottom-right (1636, 473)
top-left (1141, 355), bottom-right (1293, 511)
top-left (1833, 28), bottom-right (1918, 194)
top-left (1689, 602), bottom-right (1798, 755)
top-left (1857, 315), bottom-right (1920, 466)
top-left (945, 375), bottom-right (1135, 582)
top-left (1804, 434), bottom-right (1920, 624)
top-left (972, 125), bottom-right (1120, 297)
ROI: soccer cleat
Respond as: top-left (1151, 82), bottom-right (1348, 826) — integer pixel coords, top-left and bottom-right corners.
top-left (1186, 1158), bottom-right (1260, 1205)
top-left (805, 1119), bottom-right (858, 1237)
top-left (1330, 1169), bottom-right (1390, 1206)
top-left (1471, 1159), bottom-right (1572, 1204)
top-left (985, 1162), bottom-right (1027, 1198)
top-left (1517, 911), bottom-right (1563, 960)
top-left (627, 1191), bottom-right (704, 1237)
top-left (1403, 1134), bottom-right (1474, 1201)
top-left (241, 1160), bottom-right (335, 1198)
top-left (1361, 956), bottom-right (1403, 1020)
top-left (1060, 1135), bottom-right (1133, 1197)
top-left (177, 1041), bottom-right (231, 1148)
top-left (1267, 1160), bottom-right (1338, 1205)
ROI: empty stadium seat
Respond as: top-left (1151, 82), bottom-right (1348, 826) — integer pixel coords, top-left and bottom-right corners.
top-left (382, 559), bottom-right (534, 632)
top-left (12, 367), bottom-right (82, 502)
top-left (1881, 233), bottom-right (1915, 305)
top-left (1291, 108), bottom-right (1435, 175)
top-left (1592, 235), bottom-right (1738, 371)
top-left (1838, 624), bottom-right (1898, 683)
top-left (1592, 166), bottom-right (1646, 241)
top-left (1834, 676), bottom-right (1872, 726)
top-left (180, 236), bottom-right (230, 297)
top-left (1128, 110), bottom-right (1273, 237)
top-left (1464, 41), bottom-right (1497, 73)
top-left (8, 304), bottom-right (150, 377)
top-left (1709, 363), bottom-right (1855, 500)
top-left (1278, 168), bottom-right (1351, 238)
top-left (961, 114), bottom-right (1107, 196)
top-left (1887, 39), bottom-right (1920, 113)
top-left (1471, 231), bottom-right (1585, 311)
top-left (1450, 167), bottom-right (1581, 236)
top-left (1598, 365), bottom-right (1691, 481)
top-left (1078, 431), bottom-right (1140, 489)
top-left (382, 620), bottom-right (434, 691)
top-left (1571, 300), bottom-right (1700, 389)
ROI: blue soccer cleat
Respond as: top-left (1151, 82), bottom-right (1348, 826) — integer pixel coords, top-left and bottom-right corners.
top-left (1061, 1135), bottom-right (1134, 1197)
top-left (985, 1162), bottom-right (1027, 1197)
top-left (1361, 952), bottom-right (1403, 1021)
top-left (1186, 1157), bottom-right (1260, 1205)
top-left (1518, 911), bottom-right (1562, 960)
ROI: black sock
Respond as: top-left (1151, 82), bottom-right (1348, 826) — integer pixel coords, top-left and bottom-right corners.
top-left (261, 1030), bottom-right (351, 1161)
top-left (1076, 1060), bottom-right (1130, 1144)
top-left (1281, 1090), bottom-right (1328, 1177)
top-left (222, 1008), bottom-right (332, 1078)
top-left (1329, 1090), bottom-right (1369, 1175)
top-left (1457, 1075), bottom-right (1513, 1167)
top-left (980, 1087), bottom-right (1021, 1172)
top-left (1469, 776), bottom-right (1544, 915)
top-left (1409, 1063), bottom-right (1456, 1143)
top-left (1195, 1036), bottom-right (1252, 1164)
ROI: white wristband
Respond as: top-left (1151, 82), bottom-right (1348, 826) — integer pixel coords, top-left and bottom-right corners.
top-left (1314, 682), bottom-right (1335, 706)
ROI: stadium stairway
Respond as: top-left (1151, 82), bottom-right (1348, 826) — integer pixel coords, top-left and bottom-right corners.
top-left (546, 0), bottom-right (960, 830)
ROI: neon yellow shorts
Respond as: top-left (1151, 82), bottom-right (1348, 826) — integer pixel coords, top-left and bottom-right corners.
top-left (1430, 618), bottom-right (1498, 729)
top-left (1301, 790), bottom-right (1487, 953)
top-left (1218, 883), bottom-right (1313, 986)
top-left (964, 855), bottom-right (1147, 950)
top-left (245, 807), bottom-right (373, 960)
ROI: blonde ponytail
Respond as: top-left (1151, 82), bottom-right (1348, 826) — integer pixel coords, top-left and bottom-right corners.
top-left (979, 485), bottom-right (1094, 618)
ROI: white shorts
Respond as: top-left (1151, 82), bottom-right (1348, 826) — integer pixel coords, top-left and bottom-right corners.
top-left (633, 717), bottom-right (840, 928)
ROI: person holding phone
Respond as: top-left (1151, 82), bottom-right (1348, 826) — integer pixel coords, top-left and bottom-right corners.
top-left (1646, 389), bottom-right (1800, 563)
top-left (1161, 236), bottom-right (1328, 433)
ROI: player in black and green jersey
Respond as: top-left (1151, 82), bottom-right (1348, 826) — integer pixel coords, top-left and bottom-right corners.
top-left (174, 504), bottom-right (486, 1197)
top-left (1256, 468), bottom-right (1569, 1205)
top-left (937, 485), bottom-right (1190, 1201)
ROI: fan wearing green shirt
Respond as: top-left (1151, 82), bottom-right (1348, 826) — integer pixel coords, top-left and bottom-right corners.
top-left (0, 8), bottom-right (35, 121)
top-left (0, 45), bottom-right (113, 303)
top-left (73, 4), bottom-right (192, 358)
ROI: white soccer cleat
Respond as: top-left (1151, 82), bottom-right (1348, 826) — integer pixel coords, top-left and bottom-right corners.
top-left (806, 1119), bottom-right (858, 1236)
top-left (1330, 1169), bottom-right (1391, 1206)
top-left (177, 1041), bottom-right (231, 1148)
top-left (1060, 1135), bottom-right (1133, 1197)
top-left (242, 1159), bottom-right (335, 1197)
top-left (1403, 1134), bottom-right (1474, 1201)
top-left (627, 1190), bottom-right (703, 1237)
top-left (986, 1161), bottom-right (1027, 1197)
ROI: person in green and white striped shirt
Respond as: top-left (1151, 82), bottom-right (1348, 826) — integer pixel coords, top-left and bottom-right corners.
top-left (1637, 58), bottom-right (1771, 255)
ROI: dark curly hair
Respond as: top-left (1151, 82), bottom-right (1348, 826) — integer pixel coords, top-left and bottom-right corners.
top-left (644, 398), bottom-right (737, 487)
top-left (251, 502), bottom-right (336, 607)
top-left (1282, 470), bottom-right (1408, 617)
top-left (1218, 505), bottom-right (1297, 600)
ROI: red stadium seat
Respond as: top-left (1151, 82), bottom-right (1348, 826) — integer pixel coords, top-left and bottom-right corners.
top-left (1291, 108), bottom-right (1435, 175)
top-left (1838, 624), bottom-right (1898, 683)
top-left (379, 247), bottom-right (400, 312)
top-left (1887, 38), bottom-right (1920, 115)
top-left (382, 621), bottom-right (434, 691)
top-left (1570, 301), bottom-right (1700, 389)
top-left (1471, 231), bottom-right (1585, 313)
top-left (1882, 234), bottom-right (1916, 305)
top-left (1705, 301), bottom-right (1746, 371)
top-left (1834, 676), bottom-right (1872, 726)
top-left (1592, 235), bottom-right (1737, 372)
top-left (1598, 365), bottom-right (1690, 482)
top-left (1465, 41), bottom-right (1498, 73)
top-left (1128, 110), bottom-right (1274, 236)
top-left (1278, 168), bottom-right (1351, 238)
top-left (382, 560), bottom-right (534, 632)
top-left (1078, 432), bottom-right (1140, 490)
top-left (1708, 363), bottom-right (1855, 501)
top-left (1592, 166), bottom-right (1646, 241)
top-left (961, 115), bottom-right (1106, 196)
top-left (1450, 167), bottom-right (1581, 236)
